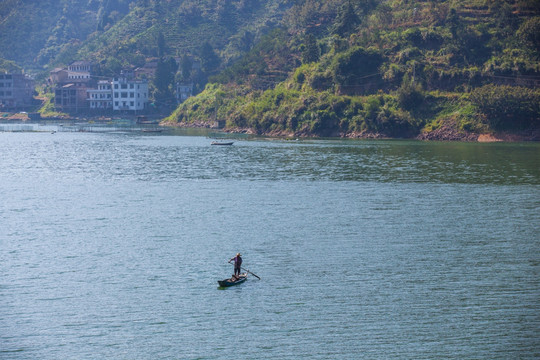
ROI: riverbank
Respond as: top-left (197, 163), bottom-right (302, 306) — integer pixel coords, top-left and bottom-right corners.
top-left (415, 120), bottom-right (540, 142)
top-left (1, 112), bottom-right (164, 123)
top-left (4, 111), bottom-right (538, 142)
top-left (165, 119), bottom-right (540, 142)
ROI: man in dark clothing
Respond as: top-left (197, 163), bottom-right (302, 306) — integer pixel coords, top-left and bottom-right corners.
top-left (229, 253), bottom-right (242, 278)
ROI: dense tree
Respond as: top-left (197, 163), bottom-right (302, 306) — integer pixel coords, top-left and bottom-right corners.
top-left (157, 32), bottom-right (166, 58)
top-left (199, 42), bottom-right (220, 73)
top-left (302, 34), bottom-right (319, 64)
top-left (517, 17), bottom-right (540, 53)
top-left (217, 0), bottom-right (234, 25)
top-left (153, 57), bottom-right (178, 108)
top-left (332, 0), bottom-right (359, 37)
top-left (490, 0), bottom-right (518, 30)
top-left (179, 54), bottom-right (193, 81)
top-left (470, 85), bottom-right (540, 129)
top-left (374, 3), bottom-right (393, 27)
top-left (97, 0), bottom-right (133, 31)
top-left (397, 75), bottom-right (425, 111)
top-left (330, 46), bottom-right (383, 88)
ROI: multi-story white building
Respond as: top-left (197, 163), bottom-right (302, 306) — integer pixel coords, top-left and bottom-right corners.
top-left (67, 61), bottom-right (92, 82)
top-left (87, 80), bottom-right (112, 110)
top-left (112, 77), bottom-right (148, 112)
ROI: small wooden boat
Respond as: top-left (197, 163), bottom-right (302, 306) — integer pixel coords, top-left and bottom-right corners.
top-left (218, 273), bottom-right (247, 287)
top-left (137, 115), bottom-right (159, 124)
top-left (211, 141), bottom-right (234, 146)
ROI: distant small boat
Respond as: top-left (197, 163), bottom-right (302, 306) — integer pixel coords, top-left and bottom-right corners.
top-left (211, 141), bottom-right (234, 146)
top-left (142, 129), bottom-right (163, 133)
top-left (218, 273), bottom-right (247, 287)
top-left (137, 115), bottom-right (158, 124)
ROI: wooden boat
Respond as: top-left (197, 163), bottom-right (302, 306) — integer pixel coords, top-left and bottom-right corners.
top-left (136, 115), bottom-right (159, 125)
top-left (211, 141), bottom-right (234, 146)
top-left (218, 273), bottom-right (247, 287)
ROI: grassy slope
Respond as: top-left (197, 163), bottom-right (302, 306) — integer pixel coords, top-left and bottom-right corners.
top-left (164, 0), bottom-right (540, 140)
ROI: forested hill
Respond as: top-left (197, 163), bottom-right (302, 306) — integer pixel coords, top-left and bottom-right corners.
top-left (164, 0), bottom-right (540, 139)
top-left (0, 0), bottom-right (130, 68)
top-left (0, 0), bottom-right (288, 74)
top-left (1, 0), bottom-right (539, 139)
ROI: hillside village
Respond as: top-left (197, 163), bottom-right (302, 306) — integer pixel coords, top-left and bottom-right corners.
top-left (0, 57), bottom-right (198, 114)
top-left (49, 61), bottom-right (150, 113)
top-left (1, 50), bottom-right (206, 119)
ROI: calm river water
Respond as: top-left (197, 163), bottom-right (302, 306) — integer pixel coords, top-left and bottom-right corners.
top-left (1, 129), bottom-right (539, 359)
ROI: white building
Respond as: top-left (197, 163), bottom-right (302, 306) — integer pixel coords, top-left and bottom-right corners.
top-left (68, 61), bottom-right (92, 73)
top-left (176, 83), bottom-right (193, 103)
top-left (67, 61), bottom-right (92, 82)
top-left (112, 77), bottom-right (148, 111)
top-left (67, 71), bottom-right (91, 81)
top-left (87, 80), bottom-right (112, 110)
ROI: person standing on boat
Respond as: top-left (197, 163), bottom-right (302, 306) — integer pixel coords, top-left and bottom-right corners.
top-left (229, 253), bottom-right (242, 278)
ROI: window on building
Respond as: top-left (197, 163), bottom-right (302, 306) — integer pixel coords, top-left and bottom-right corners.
top-left (130, 84), bottom-right (134, 89)
top-left (130, 101), bottom-right (134, 106)
top-left (114, 84), bottom-right (118, 89)
top-left (121, 92), bottom-right (127, 98)
top-left (115, 101), bottom-right (118, 106)
top-left (114, 93), bottom-right (119, 98)
top-left (121, 84), bottom-right (127, 89)
top-left (130, 92), bottom-right (134, 98)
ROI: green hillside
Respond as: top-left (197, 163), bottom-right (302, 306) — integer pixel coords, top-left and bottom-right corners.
top-left (0, 0), bottom-right (133, 69)
top-left (0, 0), bottom-right (538, 139)
top-left (165, 0), bottom-right (540, 139)
top-left (0, 0), bottom-right (289, 74)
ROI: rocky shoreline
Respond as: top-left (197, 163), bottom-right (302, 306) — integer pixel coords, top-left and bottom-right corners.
top-left (4, 112), bottom-right (538, 142)
top-left (169, 120), bottom-right (540, 142)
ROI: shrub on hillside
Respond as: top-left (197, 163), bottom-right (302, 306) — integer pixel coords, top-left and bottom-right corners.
top-left (469, 84), bottom-right (540, 129)
top-left (397, 80), bottom-right (425, 111)
top-left (330, 46), bottom-right (383, 89)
